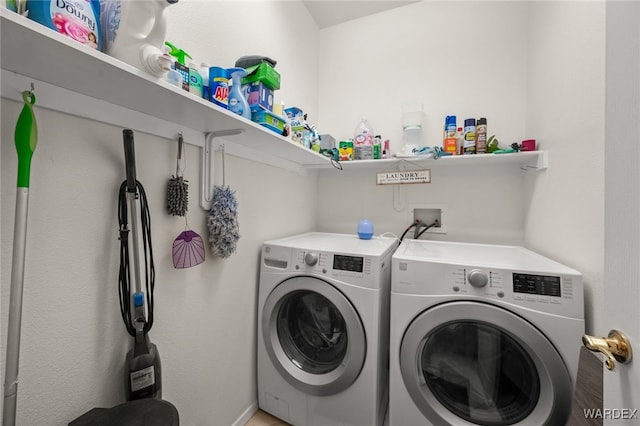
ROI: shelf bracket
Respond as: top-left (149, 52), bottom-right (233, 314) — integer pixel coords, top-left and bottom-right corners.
top-left (200, 129), bottom-right (245, 210)
top-left (520, 150), bottom-right (549, 172)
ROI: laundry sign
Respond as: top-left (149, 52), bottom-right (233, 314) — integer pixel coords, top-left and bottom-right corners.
top-left (376, 169), bottom-right (431, 185)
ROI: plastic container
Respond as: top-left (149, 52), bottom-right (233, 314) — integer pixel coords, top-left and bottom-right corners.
top-left (227, 68), bottom-right (251, 119)
top-left (26, 0), bottom-right (103, 50)
top-left (209, 67), bottom-right (229, 108)
top-left (354, 119), bottom-right (374, 145)
top-left (102, 0), bottom-right (176, 76)
top-left (339, 140), bottom-right (354, 161)
top-left (188, 62), bottom-right (203, 98)
top-left (475, 117), bottom-right (487, 153)
top-left (456, 127), bottom-right (464, 155)
top-left (251, 110), bottom-right (285, 134)
top-left (402, 101), bottom-right (424, 129)
top-left (199, 63), bottom-right (210, 100)
top-left (354, 119), bottom-right (374, 160)
top-left (357, 219), bottom-right (374, 240)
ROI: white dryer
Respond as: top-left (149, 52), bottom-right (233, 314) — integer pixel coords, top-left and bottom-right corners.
top-left (389, 240), bottom-right (584, 426)
top-left (258, 232), bottom-right (398, 426)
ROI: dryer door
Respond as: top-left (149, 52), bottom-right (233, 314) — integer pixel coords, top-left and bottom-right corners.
top-left (262, 276), bottom-right (366, 396)
top-left (400, 301), bottom-right (573, 426)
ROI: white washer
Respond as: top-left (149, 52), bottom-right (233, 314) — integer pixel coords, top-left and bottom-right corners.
top-left (258, 232), bottom-right (398, 426)
top-left (389, 240), bottom-right (585, 426)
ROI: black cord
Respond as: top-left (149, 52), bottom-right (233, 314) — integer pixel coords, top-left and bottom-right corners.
top-left (400, 221), bottom-right (418, 242)
top-left (118, 180), bottom-right (155, 337)
top-left (416, 221), bottom-right (439, 239)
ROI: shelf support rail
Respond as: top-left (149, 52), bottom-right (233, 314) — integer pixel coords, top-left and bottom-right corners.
top-left (200, 129), bottom-right (245, 210)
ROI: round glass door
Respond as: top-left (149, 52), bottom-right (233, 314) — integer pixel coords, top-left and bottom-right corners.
top-left (262, 276), bottom-right (366, 396)
top-left (400, 301), bottom-right (572, 425)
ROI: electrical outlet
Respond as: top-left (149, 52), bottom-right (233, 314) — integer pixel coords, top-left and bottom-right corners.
top-left (412, 207), bottom-right (447, 234)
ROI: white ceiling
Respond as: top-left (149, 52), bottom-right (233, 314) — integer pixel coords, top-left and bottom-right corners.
top-left (302, 1), bottom-right (420, 29)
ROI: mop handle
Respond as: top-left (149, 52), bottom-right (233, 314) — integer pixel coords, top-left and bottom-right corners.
top-left (123, 129), bottom-right (137, 193)
top-left (123, 130), bottom-right (145, 317)
top-left (3, 90), bottom-right (38, 426)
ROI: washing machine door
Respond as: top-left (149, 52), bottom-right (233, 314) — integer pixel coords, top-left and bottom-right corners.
top-left (262, 276), bottom-right (366, 396)
top-left (399, 301), bottom-right (573, 426)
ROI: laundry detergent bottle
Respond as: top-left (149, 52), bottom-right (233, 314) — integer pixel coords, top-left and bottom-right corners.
top-left (101, 0), bottom-right (178, 77)
top-left (26, 0), bottom-right (103, 50)
top-left (227, 67), bottom-right (251, 119)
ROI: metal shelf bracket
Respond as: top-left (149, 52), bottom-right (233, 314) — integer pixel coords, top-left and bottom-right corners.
top-left (200, 129), bottom-right (245, 210)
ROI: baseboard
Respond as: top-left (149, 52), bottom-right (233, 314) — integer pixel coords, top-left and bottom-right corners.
top-left (232, 401), bottom-right (258, 426)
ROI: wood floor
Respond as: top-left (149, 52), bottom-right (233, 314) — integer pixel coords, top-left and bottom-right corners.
top-left (245, 409), bottom-right (290, 426)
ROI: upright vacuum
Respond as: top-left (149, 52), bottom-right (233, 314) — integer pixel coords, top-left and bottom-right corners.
top-left (69, 129), bottom-right (178, 425)
top-left (118, 129), bottom-right (162, 400)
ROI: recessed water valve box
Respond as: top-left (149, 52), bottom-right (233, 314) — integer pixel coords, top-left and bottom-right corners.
top-left (412, 207), bottom-right (447, 234)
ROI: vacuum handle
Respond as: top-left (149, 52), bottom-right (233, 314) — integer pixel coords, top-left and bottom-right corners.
top-left (123, 129), bottom-right (137, 193)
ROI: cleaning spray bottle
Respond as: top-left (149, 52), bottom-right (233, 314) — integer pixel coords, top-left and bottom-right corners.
top-left (102, 0), bottom-right (177, 77)
top-left (26, 0), bottom-right (103, 50)
top-left (227, 67), bottom-right (251, 119)
top-left (165, 41), bottom-right (191, 92)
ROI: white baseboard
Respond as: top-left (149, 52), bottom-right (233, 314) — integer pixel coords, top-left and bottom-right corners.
top-left (231, 401), bottom-right (258, 426)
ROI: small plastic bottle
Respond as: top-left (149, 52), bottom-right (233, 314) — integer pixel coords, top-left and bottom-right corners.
top-left (456, 127), bottom-right (464, 155)
top-left (199, 62), bottom-right (210, 100)
top-left (188, 61), bottom-right (203, 98)
top-left (354, 119), bottom-right (374, 160)
top-left (475, 117), bottom-right (488, 154)
top-left (373, 135), bottom-right (382, 159)
top-left (382, 139), bottom-right (390, 159)
top-left (227, 68), bottom-right (251, 119)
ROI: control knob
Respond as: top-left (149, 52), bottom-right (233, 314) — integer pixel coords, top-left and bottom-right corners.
top-left (304, 252), bottom-right (319, 266)
top-left (468, 269), bottom-right (489, 288)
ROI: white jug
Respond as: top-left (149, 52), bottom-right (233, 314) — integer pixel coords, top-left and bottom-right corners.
top-left (102, 0), bottom-right (177, 77)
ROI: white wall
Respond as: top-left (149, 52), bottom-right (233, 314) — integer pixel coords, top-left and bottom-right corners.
top-left (316, 1), bottom-right (530, 242)
top-left (1, 2), bottom-right (319, 425)
top-left (523, 1), bottom-right (605, 334)
top-left (315, 1), bottom-right (605, 333)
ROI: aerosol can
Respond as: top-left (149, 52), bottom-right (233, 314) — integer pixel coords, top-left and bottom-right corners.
top-left (101, 0), bottom-right (178, 77)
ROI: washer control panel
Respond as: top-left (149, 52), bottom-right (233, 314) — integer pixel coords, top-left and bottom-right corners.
top-left (295, 250), bottom-right (371, 276)
top-left (513, 273), bottom-right (561, 297)
top-left (292, 249), bottom-right (389, 290)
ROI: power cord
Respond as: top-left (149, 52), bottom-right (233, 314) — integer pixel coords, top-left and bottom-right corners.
top-left (400, 220), bottom-right (419, 242)
top-left (118, 179), bottom-right (155, 337)
top-left (400, 219), bottom-right (439, 241)
top-left (415, 220), bottom-right (439, 239)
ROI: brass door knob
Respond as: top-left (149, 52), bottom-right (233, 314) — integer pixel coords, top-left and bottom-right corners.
top-left (582, 329), bottom-right (633, 370)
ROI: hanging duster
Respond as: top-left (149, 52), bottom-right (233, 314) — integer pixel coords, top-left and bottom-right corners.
top-left (207, 145), bottom-right (240, 258)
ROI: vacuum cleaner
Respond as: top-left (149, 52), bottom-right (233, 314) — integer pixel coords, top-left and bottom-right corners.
top-left (69, 129), bottom-right (178, 425)
top-left (118, 129), bottom-right (162, 400)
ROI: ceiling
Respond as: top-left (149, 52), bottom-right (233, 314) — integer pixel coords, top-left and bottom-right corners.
top-left (302, 1), bottom-right (420, 29)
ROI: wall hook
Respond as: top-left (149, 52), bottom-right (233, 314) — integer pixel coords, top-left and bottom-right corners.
top-left (200, 129), bottom-right (245, 210)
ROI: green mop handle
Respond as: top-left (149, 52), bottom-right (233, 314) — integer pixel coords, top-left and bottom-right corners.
top-left (16, 91), bottom-right (38, 187)
top-left (3, 90), bottom-right (38, 426)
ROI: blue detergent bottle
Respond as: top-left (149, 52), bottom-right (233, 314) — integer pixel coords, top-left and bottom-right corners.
top-left (227, 67), bottom-right (251, 119)
top-left (26, 0), bottom-right (102, 51)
